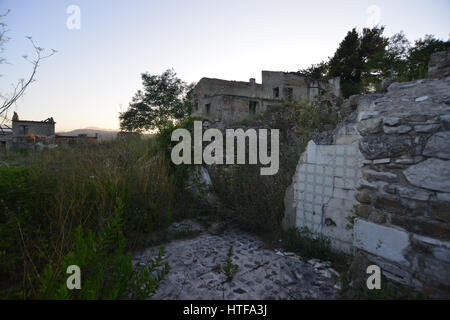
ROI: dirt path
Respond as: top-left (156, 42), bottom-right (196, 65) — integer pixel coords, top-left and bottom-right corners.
top-left (133, 225), bottom-right (341, 300)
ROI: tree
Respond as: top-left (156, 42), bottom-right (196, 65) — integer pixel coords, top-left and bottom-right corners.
top-left (383, 31), bottom-right (411, 82)
top-left (0, 10), bottom-right (56, 123)
top-left (327, 26), bottom-right (389, 97)
top-left (359, 26), bottom-right (389, 91)
top-left (297, 61), bottom-right (329, 80)
top-left (406, 35), bottom-right (449, 80)
top-left (119, 69), bottom-right (193, 133)
top-left (328, 28), bottom-right (363, 98)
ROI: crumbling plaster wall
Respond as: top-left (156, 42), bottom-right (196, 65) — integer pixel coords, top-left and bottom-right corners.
top-left (284, 94), bottom-right (381, 254)
top-left (284, 54), bottom-right (450, 295)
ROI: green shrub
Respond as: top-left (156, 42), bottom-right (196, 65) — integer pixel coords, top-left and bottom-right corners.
top-left (223, 245), bottom-right (239, 282)
top-left (209, 103), bottom-right (306, 235)
top-left (0, 139), bottom-right (177, 298)
top-left (283, 227), bottom-right (332, 260)
top-left (38, 199), bottom-right (169, 299)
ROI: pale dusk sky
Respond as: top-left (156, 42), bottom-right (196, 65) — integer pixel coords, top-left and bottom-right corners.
top-left (0, 0), bottom-right (449, 131)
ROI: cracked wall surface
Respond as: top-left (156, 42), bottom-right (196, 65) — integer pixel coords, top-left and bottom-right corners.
top-left (293, 140), bottom-right (363, 253)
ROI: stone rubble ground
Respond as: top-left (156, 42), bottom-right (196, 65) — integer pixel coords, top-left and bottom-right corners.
top-left (133, 223), bottom-right (341, 300)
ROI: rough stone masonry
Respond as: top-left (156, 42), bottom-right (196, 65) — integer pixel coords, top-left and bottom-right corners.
top-left (284, 51), bottom-right (450, 297)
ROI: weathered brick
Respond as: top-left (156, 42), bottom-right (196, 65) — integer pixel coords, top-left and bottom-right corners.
top-left (354, 204), bottom-right (371, 218)
top-left (429, 201), bottom-right (450, 223)
top-left (374, 194), bottom-right (407, 214)
top-left (355, 190), bottom-right (372, 204)
top-left (369, 210), bottom-right (387, 224)
top-left (390, 215), bottom-right (450, 241)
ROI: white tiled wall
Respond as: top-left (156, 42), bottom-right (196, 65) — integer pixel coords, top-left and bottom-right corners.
top-left (294, 141), bottom-right (364, 253)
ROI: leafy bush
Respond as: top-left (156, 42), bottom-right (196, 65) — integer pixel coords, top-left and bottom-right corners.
top-left (282, 227), bottom-right (332, 261)
top-left (0, 138), bottom-right (177, 298)
top-left (37, 199), bottom-right (169, 300)
top-left (223, 245), bottom-right (239, 281)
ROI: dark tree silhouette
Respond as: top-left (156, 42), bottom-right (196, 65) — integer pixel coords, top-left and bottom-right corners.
top-left (0, 10), bottom-right (57, 123)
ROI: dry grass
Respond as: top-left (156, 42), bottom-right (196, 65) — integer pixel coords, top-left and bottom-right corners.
top-left (0, 137), bottom-right (180, 298)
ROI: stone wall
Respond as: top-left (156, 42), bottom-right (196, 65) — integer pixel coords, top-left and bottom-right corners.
top-left (12, 120), bottom-right (55, 137)
top-left (192, 71), bottom-right (341, 123)
top-left (284, 52), bottom-right (450, 296)
top-left (353, 76), bottom-right (450, 295)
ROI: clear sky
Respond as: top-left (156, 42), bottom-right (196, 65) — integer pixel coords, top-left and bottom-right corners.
top-left (0, 0), bottom-right (449, 131)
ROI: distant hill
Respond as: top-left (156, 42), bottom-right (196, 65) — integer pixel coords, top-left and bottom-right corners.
top-left (57, 127), bottom-right (119, 140)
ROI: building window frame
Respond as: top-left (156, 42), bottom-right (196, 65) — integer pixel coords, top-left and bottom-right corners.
top-left (249, 101), bottom-right (258, 115)
top-left (285, 87), bottom-right (293, 100)
top-left (19, 125), bottom-right (29, 135)
top-left (273, 87), bottom-right (279, 98)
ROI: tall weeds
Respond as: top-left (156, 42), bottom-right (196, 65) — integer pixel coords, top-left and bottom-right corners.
top-left (0, 137), bottom-right (178, 298)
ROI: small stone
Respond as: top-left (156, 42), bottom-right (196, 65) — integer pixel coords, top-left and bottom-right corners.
top-left (384, 184), bottom-right (397, 194)
top-left (404, 158), bottom-right (450, 192)
top-left (432, 247), bottom-right (450, 263)
top-left (358, 111), bottom-right (380, 121)
top-left (320, 270), bottom-right (332, 278)
top-left (414, 124), bottom-right (441, 133)
top-left (356, 190), bottom-right (372, 204)
top-left (354, 205), bottom-right (371, 218)
top-left (383, 117), bottom-right (402, 126)
top-left (369, 210), bottom-right (387, 224)
top-left (264, 284), bottom-right (273, 291)
top-left (429, 201), bottom-right (450, 223)
top-left (294, 270), bottom-right (303, 280)
top-left (441, 115), bottom-right (450, 127)
top-left (406, 114), bottom-right (429, 122)
top-left (233, 288), bottom-right (247, 294)
top-left (423, 131), bottom-right (450, 160)
top-left (363, 169), bottom-right (398, 183)
top-left (284, 274), bottom-right (295, 284)
top-left (373, 158), bottom-right (391, 165)
top-left (415, 96), bottom-right (429, 102)
top-left (357, 118), bottom-right (382, 136)
top-left (397, 186), bottom-right (431, 201)
top-left (395, 157), bottom-right (414, 165)
top-left (307, 259), bottom-right (320, 265)
top-left (374, 194), bottom-right (406, 214)
top-left (328, 268), bottom-right (340, 277)
top-left (357, 179), bottom-right (378, 190)
top-left (383, 125), bottom-right (412, 134)
top-left (359, 135), bottom-right (413, 160)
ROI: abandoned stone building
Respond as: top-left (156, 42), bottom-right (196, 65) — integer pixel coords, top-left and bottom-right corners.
top-left (0, 112), bottom-right (98, 150)
top-left (191, 70), bottom-right (341, 123)
top-left (11, 112), bottom-right (56, 143)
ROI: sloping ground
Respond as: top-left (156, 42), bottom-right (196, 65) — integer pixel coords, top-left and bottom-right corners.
top-left (134, 225), bottom-right (340, 300)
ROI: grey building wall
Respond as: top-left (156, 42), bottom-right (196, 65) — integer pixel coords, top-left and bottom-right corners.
top-left (192, 71), bottom-right (341, 123)
top-left (12, 120), bottom-right (55, 137)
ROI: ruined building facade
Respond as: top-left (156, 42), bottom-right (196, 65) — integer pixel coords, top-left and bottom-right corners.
top-left (11, 113), bottom-right (56, 146)
top-left (191, 71), bottom-right (341, 123)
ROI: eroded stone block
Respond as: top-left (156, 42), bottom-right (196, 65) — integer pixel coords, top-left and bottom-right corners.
top-left (353, 219), bottom-right (410, 266)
